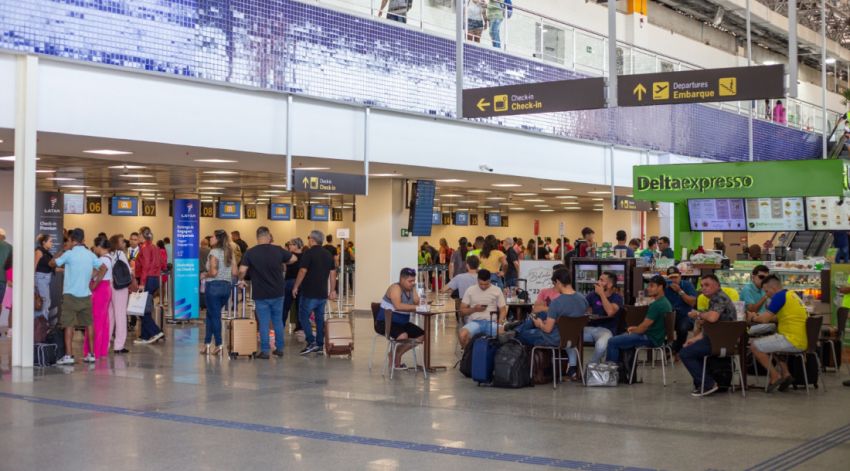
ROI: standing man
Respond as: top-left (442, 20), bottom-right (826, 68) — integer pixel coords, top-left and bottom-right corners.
top-left (658, 236), bottom-right (676, 259)
top-left (678, 274), bottom-right (738, 397)
top-left (503, 237), bottom-right (519, 288)
top-left (0, 228), bottom-right (11, 307)
top-left (50, 228), bottom-right (104, 365)
top-left (833, 231), bottom-right (849, 264)
top-left (613, 230), bottom-right (635, 257)
top-left (231, 231), bottom-right (248, 262)
top-left (664, 267), bottom-right (697, 356)
top-left (238, 227), bottom-right (297, 359)
top-left (134, 226), bottom-right (165, 344)
top-left (577, 227), bottom-right (595, 257)
top-left (293, 230), bottom-right (337, 356)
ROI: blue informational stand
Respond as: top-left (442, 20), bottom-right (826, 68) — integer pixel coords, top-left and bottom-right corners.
top-left (173, 199), bottom-right (200, 320)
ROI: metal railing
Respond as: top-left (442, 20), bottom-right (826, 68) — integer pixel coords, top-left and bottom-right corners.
top-left (305, 0), bottom-right (843, 134)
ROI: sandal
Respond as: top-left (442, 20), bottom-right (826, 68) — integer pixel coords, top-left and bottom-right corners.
top-left (778, 376), bottom-right (794, 392)
top-left (210, 345), bottom-right (222, 355)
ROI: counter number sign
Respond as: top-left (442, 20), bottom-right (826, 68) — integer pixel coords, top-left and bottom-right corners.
top-left (86, 197), bottom-right (102, 214)
top-left (142, 199), bottom-right (157, 216)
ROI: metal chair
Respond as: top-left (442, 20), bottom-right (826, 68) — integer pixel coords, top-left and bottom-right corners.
top-left (377, 307), bottom-right (427, 379)
top-left (766, 316), bottom-right (825, 393)
top-left (820, 307), bottom-right (848, 373)
top-left (630, 311), bottom-right (676, 386)
top-left (701, 321), bottom-right (748, 397)
top-left (529, 316), bottom-right (589, 389)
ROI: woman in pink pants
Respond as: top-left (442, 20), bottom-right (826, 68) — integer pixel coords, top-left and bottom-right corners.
top-left (85, 236), bottom-right (113, 359)
top-left (108, 234), bottom-right (132, 354)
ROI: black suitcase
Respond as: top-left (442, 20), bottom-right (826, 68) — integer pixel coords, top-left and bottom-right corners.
top-left (617, 347), bottom-right (641, 385)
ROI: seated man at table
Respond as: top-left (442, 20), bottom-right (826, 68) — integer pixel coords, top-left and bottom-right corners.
top-left (679, 274), bottom-right (738, 397)
top-left (511, 269), bottom-right (589, 379)
top-left (532, 263), bottom-right (566, 313)
top-left (749, 275), bottom-right (809, 393)
top-left (740, 265), bottom-right (775, 336)
top-left (584, 271), bottom-right (624, 363)
top-left (442, 255), bottom-right (480, 301)
top-left (377, 267), bottom-right (425, 368)
top-left (458, 269), bottom-right (508, 348)
top-left (664, 267), bottom-right (697, 356)
top-left (605, 275), bottom-right (671, 365)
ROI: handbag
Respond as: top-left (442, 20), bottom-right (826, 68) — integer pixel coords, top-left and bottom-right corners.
top-left (127, 290), bottom-right (149, 317)
top-left (586, 362), bottom-right (619, 387)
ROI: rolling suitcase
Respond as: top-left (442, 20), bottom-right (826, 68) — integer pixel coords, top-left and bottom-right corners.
top-left (226, 286), bottom-right (257, 359)
top-left (470, 312), bottom-right (501, 385)
top-left (325, 315), bottom-right (354, 358)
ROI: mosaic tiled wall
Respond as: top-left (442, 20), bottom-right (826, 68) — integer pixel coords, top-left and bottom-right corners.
top-left (0, 0), bottom-right (822, 161)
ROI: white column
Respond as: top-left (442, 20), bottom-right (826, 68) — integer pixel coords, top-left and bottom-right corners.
top-left (12, 55), bottom-right (38, 368)
top-left (354, 178), bottom-right (418, 311)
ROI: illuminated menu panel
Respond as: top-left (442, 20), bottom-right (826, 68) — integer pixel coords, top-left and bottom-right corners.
top-left (745, 197), bottom-right (805, 231)
top-left (688, 198), bottom-right (746, 231)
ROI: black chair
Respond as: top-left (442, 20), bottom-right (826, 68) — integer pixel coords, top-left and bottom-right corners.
top-left (530, 316), bottom-right (589, 389)
top-left (630, 311), bottom-right (676, 386)
top-left (820, 308), bottom-right (848, 373)
top-left (701, 321), bottom-right (747, 397)
top-left (766, 316), bottom-right (825, 393)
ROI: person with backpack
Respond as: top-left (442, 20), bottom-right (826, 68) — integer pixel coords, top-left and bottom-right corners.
top-left (379, 0), bottom-right (413, 24)
top-left (108, 234), bottom-right (133, 354)
top-left (34, 234), bottom-right (55, 321)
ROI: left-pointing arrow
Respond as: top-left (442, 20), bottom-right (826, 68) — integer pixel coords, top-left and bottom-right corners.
top-left (476, 98), bottom-right (491, 112)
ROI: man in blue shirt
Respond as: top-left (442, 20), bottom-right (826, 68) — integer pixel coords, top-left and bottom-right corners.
top-left (740, 265), bottom-right (770, 314)
top-left (612, 230), bottom-right (635, 258)
top-left (50, 228), bottom-right (104, 365)
top-left (664, 266), bottom-right (697, 355)
top-left (833, 231), bottom-right (849, 264)
top-left (584, 271), bottom-right (624, 363)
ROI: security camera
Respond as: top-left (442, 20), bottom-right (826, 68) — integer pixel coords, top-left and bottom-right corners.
top-left (479, 164), bottom-right (494, 173)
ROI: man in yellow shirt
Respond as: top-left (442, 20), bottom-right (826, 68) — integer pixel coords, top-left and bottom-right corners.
top-left (749, 275), bottom-right (809, 393)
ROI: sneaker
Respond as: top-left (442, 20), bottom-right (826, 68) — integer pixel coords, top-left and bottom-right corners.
top-left (503, 320), bottom-right (522, 332)
top-left (691, 384), bottom-right (719, 397)
top-left (254, 352), bottom-right (270, 360)
top-left (299, 344), bottom-right (316, 355)
top-left (56, 355), bottom-right (75, 365)
top-left (310, 344), bottom-right (323, 354)
top-left (272, 350), bottom-right (284, 357)
top-left (83, 354), bottom-right (96, 364)
top-left (133, 338), bottom-right (150, 345)
top-left (150, 332), bottom-right (165, 342)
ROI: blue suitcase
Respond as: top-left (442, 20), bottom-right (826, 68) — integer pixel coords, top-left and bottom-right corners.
top-left (471, 336), bottom-right (500, 385)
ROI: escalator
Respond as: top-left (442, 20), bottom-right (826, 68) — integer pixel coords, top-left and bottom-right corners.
top-left (826, 114), bottom-right (848, 159)
top-left (784, 231), bottom-right (833, 258)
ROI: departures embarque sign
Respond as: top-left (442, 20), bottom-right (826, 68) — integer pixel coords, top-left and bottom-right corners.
top-left (618, 64), bottom-right (784, 107)
top-left (462, 77), bottom-right (606, 118)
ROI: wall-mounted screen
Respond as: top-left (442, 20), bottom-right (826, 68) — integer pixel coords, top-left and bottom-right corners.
top-left (268, 203), bottom-right (291, 221)
top-left (687, 198), bottom-right (746, 231)
top-left (408, 180), bottom-right (436, 236)
top-left (745, 197), bottom-right (805, 231)
top-left (486, 213), bottom-right (502, 227)
top-left (453, 211), bottom-right (469, 226)
top-left (217, 201), bottom-right (241, 219)
top-left (805, 197), bottom-right (850, 230)
top-left (309, 204), bottom-right (329, 221)
top-left (64, 194), bottom-right (84, 214)
top-left (110, 196), bottom-right (138, 216)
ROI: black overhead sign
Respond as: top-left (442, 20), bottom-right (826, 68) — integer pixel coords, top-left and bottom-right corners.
top-left (292, 169), bottom-right (367, 195)
top-left (618, 64), bottom-right (785, 107)
top-left (462, 77), bottom-right (606, 118)
top-left (615, 196), bottom-right (656, 212)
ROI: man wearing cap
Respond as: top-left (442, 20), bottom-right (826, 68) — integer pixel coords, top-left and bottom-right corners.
top-left (664, 266), bottom-right (697, 356)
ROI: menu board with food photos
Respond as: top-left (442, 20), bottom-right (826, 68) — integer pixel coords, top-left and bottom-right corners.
top-left (745, 197), bottom-right (805, 231)
top-left (805, 196), bottom-right (850, 230)
top-left (687, 198), bottom-right (746, 231)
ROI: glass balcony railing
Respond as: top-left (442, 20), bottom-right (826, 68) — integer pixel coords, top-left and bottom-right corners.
top-left (305, 0), bottom-right (843, 133)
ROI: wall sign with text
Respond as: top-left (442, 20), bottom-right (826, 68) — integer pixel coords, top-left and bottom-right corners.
top-left (86, 197), bottom-right (102, 214)
top-left (268, 203), bottom-right (291, 221)
top-left (200, 202), bottom-right (215, 218)
top-left (217, 200), bottom-right (241, 219)
top-left (244, 204), bottom-right (257, 219)
top-left (141, 199), bottom-right (157, 216)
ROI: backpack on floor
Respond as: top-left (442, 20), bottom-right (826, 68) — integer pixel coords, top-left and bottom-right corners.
top-left (471, 336), bottom-right (500, 385)
top-left (787, 353), bottom-right (819, 389)
top-left (707, 357), bottom-right (733, 391)
top-left (492, 339), bottom-right (531, 388)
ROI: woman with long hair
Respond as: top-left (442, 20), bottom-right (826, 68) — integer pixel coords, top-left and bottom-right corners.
top-left (108, 234), bottom-right (131, 354)
top-left (449, 237), bottom-right (468, 279)
top-left (201, 229), bottom-right (238, 355)
top-left (479, 237), bottom-right (507, 288)
top-left (84, 236), bottom-right (112, 359)
top-left (284, 238), bottom-right (305, 338)
top-left (34, 234), bottom-right (55, 320)
top-left (524, 239), bottom-right (536, 260)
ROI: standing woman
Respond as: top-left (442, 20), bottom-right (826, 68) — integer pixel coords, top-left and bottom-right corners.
top-left (134, 226), bottom-right (164, 344)
top-left (84, 236), bottom-right (112, 359)
top-left (34, 234), bottom-right (55, 320)
top-left (449, 237), bottom-right (468, 280)
top-left (479, 238), bottom-right (507, 288)
top-left (108, 234), bottom-right (132, 354)
top-left (524, 239), bottom-right (536, 260)
top-left (201, 230), bottom-right (238, 355)
top-left (284, 238), bottom-right (305, 337)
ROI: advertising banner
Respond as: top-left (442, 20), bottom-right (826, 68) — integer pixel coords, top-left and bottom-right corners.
top-left (518, 261), bottom-right (561, 298)
top-left (35, 192), bottom-right (63, 255)
top-left (173, 199), bottom-right (199, 320)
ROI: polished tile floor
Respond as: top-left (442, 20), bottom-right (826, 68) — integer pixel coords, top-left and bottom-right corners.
top-left (1, 312), bottom-right (849, 471)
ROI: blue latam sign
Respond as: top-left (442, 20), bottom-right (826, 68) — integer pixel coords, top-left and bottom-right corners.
top-left (110, 196), bottom-right (138, 216)
top-left (453, 211), bottom-right (469, 226)
top-left (217, 200), bottom-right (241, 219)
top-left (268, 203), bottom-right (291, 221)
top-left (309, 204), bottom-right (329, 221)
top-left (173, 199), bottom-right (199, 320)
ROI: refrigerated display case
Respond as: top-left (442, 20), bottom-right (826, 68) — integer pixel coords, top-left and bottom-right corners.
top-left (715, 268), bottom-right (825, 300)
top-left (570, 258), bottom-right (646, 304)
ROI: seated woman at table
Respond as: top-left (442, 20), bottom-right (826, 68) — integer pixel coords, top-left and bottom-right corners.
top-left (749, 275), bottom-right (809, 393)
top-left (377, 267), bottom-right (425, 368)
top-left (532, 264), bottom-right (566, 313)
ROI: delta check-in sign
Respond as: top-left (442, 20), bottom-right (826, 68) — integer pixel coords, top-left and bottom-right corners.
top-left (618, 64), bottom-right (785, 107)
top-left (462, 78), bottom-right (605, 118)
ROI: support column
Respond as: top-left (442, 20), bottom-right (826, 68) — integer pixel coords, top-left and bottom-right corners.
top-left (12, 55), bottom-right (38, 368)
top-left (354, 178), bottom-right (418, 311)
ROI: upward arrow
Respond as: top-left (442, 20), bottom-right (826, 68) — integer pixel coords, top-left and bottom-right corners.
top-left (302, 177), bottom-right (309, 188)
top-left (633, 83), bottom-right (647, 101)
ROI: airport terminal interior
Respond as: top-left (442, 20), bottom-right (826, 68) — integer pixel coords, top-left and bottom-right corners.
top-left (1, 0), bottom-right (850, 469)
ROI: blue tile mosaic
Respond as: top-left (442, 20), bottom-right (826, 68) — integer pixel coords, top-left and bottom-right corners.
top-left (0, 0), bottom-right (822, 161)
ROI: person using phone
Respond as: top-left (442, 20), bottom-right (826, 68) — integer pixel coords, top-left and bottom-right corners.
top-left (458, 269), bottom-right (507, 348)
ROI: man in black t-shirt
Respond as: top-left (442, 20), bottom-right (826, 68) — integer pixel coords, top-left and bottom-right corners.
top-left (323, 234), bottom-right (339, 267)
top-left (294, 230), bottom-right (337, 355)
top-left (237, 226), bottom-right (296, 359)
top-left (503, 237), bottom-right (519, 287)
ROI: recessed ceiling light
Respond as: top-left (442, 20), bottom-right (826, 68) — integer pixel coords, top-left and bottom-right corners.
top-left (492, 183), bottom-right (521, 188)
top-left (588, 191), bottom-right (611, 195)
top-left (486, 197), bottom-right (506, 200)
top-left (459, 200), bottom-right (478, 204)
top-left (203, 170), bottom-right (238, 175)
top-left (270, 184), bottom-right (289, 188)
top-left (194, 158), bottom-right (237, 163)
top-left (565, 207), bottom-right (581, 210)
top-left (47, 177), bottom-right (76, 181)
top-left (479, 205), bottom-right (493, 209)
top-left (204, 179), bottom-right (233, 183)
top-left (556, 195), bottom-right (578, 199)
top-left (514, 193), bottom-right (537, 196)
top-left (524, 199), bottom-right (545, 202)
top-left (84, 149), bottom-right (133, 156)
top-left (539, 209), bottom-right (555, 212)
top-left (561, 201), bottom-right (580, 205)
top-left (0, 156), bottom-right (40, 161)
top-left (442, 194), bottom-right (463, 197)
top-left (128, 182), bottom-right (157, 186)
top-left (468, 189), bottom-right (490, 193)
top-left (108, 165), bottom-right (145, 169)
top-left (369, 173), bottom-right (401, 177)
top-left (510, 207), bottom-right (525, 210)
top-left (593, 209), bottom-right (604, 212)
top-left (298, 167), bottom-right (331, 171)
top-left (61, 184), bottom-right (90, 188)
top-left (541, 187), bottom-right (570, 191)
top-left (198, 187), bottom-right (224, 190)
top-left (533, 204), bottom-right (549, 208)
top-left (118, 174), bottom-right (153, 178)
top-left (436, 179), bottom-right (467, 183)
top-left (36, 169), bottom-right (55, 173)
top-left (592, 198), bottom-right (605, 201)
